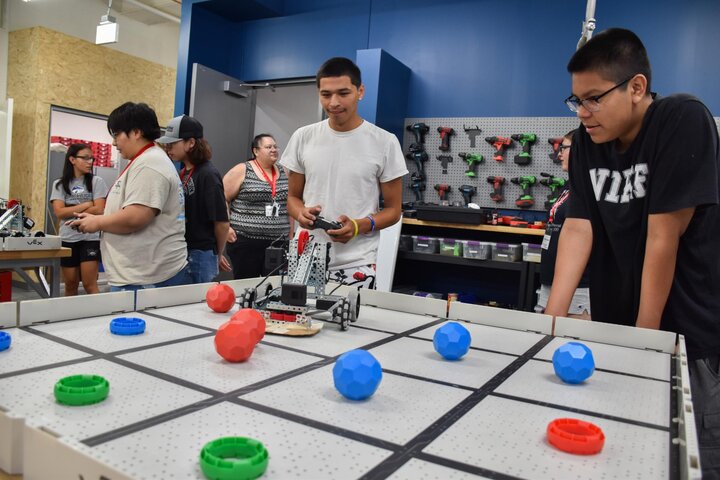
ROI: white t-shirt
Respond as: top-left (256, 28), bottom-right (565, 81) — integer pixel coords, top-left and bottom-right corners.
top-left (102, 145), bottom-right (187, 286)
top-left (280, 119), bottom-right (408, 269)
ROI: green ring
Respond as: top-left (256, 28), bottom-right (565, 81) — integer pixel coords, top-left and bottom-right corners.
top-left (199, 436), bottom-right (269, 480)
top-left (54, 375), bottom-right (110, 406)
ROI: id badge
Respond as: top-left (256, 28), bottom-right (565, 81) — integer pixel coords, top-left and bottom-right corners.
top-left (541, 233), bottom-right (551, 250)
top-left (265, 204), bottom-right (274, 217)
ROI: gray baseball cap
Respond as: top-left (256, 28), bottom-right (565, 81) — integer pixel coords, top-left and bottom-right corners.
top-left (157, 115), bottom-right (203, 144)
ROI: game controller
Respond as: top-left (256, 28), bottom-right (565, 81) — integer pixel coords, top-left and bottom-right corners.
top-left (313, 216), bottom-right (343, 231)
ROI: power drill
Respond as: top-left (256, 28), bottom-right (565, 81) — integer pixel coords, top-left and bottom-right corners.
top-left (406, 122), bottom-right (429, 151)
top-left (485, 136), bottom-right (513, 162)
top-left (463, 125), bottom-right (482, 148)
top-left (434, 184), bottom-right (451, 204)
top-left (510, 176), bottom-right (537, 208)
top-left (409, 172), bottom-right (426, 204)
top-left (458, 152), bottom-right (483, 177)
top-left (510, 133), bottom-right (537, 165)
top-left (548, 137), bottom-right (563, 163)
top-left (437, 127), bottom-right (455, 151)
top-left (458, 185), bottom-right (477, 206)
top-left (437, 155), bottom-right (453, 174)
top-left (405, 150), bottom-right (428, 177)
top-left (539, 172), bottom-right (567, 209)
top-left (486, 176), bottom-right (505, 202)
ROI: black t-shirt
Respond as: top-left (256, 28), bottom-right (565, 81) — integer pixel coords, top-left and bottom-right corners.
top-left (568, 94), bottom-right (720, 359)
top-left (540, 185), bottom-right (590, 288)
top-left (182, 161), bottom-right (228, 251)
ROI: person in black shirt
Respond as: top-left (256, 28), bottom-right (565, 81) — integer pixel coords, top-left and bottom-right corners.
top-left (536, 130), bottom-right (590, 319)
top-left (545, 28), bottom-right (720, 476)
top-left (158, 115), bottom-right (230, 283)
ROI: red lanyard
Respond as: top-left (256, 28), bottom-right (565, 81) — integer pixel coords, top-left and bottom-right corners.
top-left (109, 143), bottom-right (154, 193)
top-left (179, 166), bottom-right (194, 189)
top-left (254, 160), bottom-right (277, 198)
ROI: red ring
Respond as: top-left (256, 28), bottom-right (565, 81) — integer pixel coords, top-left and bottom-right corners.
top-left (547, 418), bottom-right (605, 455)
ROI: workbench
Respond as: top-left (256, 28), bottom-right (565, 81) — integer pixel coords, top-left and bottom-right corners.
top-left (0, 247), bottom-right (71, 298)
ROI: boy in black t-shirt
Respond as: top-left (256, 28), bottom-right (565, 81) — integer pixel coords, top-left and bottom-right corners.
top-left (545, 28), bottom-right (720, 475)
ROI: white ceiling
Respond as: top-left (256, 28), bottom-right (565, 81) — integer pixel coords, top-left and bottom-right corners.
top-left (97, 0), bottom-right (181, 26)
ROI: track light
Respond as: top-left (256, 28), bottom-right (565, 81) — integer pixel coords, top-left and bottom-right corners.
top-left (96, 0), bottom-right (119, 45)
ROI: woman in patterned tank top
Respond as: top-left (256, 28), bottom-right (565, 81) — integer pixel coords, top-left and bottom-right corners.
top-left (222, 134), bottom-right (293, 279)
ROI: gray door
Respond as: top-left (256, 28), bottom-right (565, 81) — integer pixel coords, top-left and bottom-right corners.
top-left (189, 64), bottom-right (256, 176)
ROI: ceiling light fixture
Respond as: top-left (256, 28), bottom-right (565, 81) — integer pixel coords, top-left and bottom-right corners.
top-left (95, 0), bottom-right (119, 45)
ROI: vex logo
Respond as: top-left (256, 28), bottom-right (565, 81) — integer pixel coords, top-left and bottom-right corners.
top-left (589, 163), bottom-right (648, 204)
top-left (25, 239), bottom-right (44, 246)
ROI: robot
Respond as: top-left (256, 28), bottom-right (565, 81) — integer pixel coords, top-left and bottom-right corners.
top-left (238, 231), bottom-right (360, 334)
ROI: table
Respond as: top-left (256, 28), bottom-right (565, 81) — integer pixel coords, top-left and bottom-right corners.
top-left (0, 247), bottom-right (71, 298)
top-left (0, 283), bottom-right (700, 479)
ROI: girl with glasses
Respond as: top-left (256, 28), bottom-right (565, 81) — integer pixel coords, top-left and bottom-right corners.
top-left (50, 143), bottom-right (108, 295)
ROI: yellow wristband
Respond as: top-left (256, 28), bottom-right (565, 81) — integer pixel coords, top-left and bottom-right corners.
top-left (350, 218), bottom-right (359, 238)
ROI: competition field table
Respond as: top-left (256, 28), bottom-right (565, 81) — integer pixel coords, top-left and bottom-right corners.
top-left (0, 279), bottom-right (702, 479)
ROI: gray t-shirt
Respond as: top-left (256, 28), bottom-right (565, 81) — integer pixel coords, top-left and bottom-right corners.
top-left (50, 176), bottom-right (108, 242)
top-left (101, 145), bottom-right (187, 286)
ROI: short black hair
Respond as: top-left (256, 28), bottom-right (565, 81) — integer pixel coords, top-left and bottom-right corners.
top-left (567, 28), bottom-right (652, 93)
top-left (316, 57), bottom-right (361, 88)
top-left (107, 102), bottom-right (162, 141)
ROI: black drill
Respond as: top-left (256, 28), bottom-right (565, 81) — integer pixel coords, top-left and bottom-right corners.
top-left (406, 122), bottom-right (429, 151)
top-left (511, 133), bottom-right (537, 165)
top-left (410, 172), bottom-right (426, 204)
top-left (510, 176), bottom-right (537, 208)
top-left (437, 127), bottom-right (455, 151)
top-left (405, 150), bottom-right (428, 177)
top-left (486, 176), bottom-right (506, 202)
top-left (463, 125), bottom-right (482, 148)
top-left (437, 155), bottom-right (453, 174)
top-left (458, 185), bottom-right (477, 206)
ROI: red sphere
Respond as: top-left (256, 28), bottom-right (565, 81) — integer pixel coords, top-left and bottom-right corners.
top-left (214, 320), bottom-right (256, 362)
top-left (230, 309), bottom-right (266, 343)
top-left (206, 284), bottom-right (236, 313)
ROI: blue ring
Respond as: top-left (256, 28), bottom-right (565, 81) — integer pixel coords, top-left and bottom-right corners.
top-left (0, 331), bottom-right (11, 351)
top-left (110, 317), bottom-right (146, 336)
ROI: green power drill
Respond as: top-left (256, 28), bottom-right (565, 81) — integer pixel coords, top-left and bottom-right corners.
top-left (510, 133), bottom-right (537, 165)
top-left (539, 172), bottom-right (567, 209)
top-left (510, 176), bottom-right (537, 208)
top-left (458, 152), bottom-right (484, 177)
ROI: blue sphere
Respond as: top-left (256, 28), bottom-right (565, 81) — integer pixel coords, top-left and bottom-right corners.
top-left (433, 322), bottom-right (471, 360)
top-left (552, 342), bottom-right (595, 384)
top-left (0, 331), bottom-right (11, 352)
top-left (333, 349), bottom-right (383, 400)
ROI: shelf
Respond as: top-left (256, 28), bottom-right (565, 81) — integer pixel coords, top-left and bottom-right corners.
top-left (398, 251), bottom-right (526, 272)
top-left (402, 218), bottom-right (545, 236)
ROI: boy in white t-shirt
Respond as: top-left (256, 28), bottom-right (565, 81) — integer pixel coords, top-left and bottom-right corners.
top-left (281, 57), bottom-right (408, 288)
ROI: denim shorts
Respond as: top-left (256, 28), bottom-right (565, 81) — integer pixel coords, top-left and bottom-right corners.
top-left (109, 264), bottom-right (191, 292)
top-left (187, 248), bottom-right (219, 284)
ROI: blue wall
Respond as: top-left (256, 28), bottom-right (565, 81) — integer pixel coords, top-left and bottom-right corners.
top-left (176, 0), bottom-right (720, 117)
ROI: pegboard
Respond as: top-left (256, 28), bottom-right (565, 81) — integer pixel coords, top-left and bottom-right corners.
top-left (403, 116), bottom-right (720, 211)
top-left (402, 117), bottom-right (580, 211)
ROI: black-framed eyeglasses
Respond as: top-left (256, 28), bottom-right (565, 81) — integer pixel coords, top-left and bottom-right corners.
top-left (564, 76), bottom-right (634, 113)
top-left (74, 155), bottom-right (95, 162)
top-left (558, 144), bottom-right (571, 152)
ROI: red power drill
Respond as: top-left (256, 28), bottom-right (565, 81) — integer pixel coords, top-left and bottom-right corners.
top-left (486, 176), bottom-right (505, 202)
top-left (485, 136), bottom-right (513, 162)
top-left (434, 184), bottom-right (451, 204)
top-left (437, 127), bottom-right (455, 151)
top-left (548, 137), bottom-right (563, 163)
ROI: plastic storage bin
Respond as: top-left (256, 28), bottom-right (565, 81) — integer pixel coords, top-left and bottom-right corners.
top-left (399, 234), bottom-right (413, 252)
top-left (492, 243), bottom-right (522, 262)
top-left (460, 240), bottom-right (493, 260)
top-left (440, 238), bottom-right (463, 256)
top-left (522, 243), bottom-right (542, 263)
top-left (412, 236), bottom-right (440, 254)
